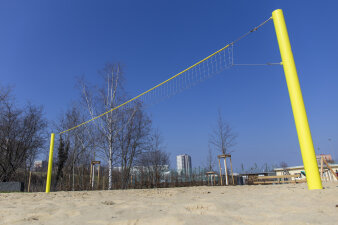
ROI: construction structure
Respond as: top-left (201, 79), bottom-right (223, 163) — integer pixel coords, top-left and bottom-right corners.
top-left (319, 155), bottom-right (337, 182)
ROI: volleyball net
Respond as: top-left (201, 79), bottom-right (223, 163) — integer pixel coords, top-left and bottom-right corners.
top-left (46, 10), bottom-right (323, 192)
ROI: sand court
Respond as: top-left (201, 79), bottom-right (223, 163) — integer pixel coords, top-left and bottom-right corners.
top-left (0, 182), bottom-right (337, 225)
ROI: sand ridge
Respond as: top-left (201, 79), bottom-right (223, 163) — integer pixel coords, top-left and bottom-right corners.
top-left (0, 183), bottom-right (337, 225)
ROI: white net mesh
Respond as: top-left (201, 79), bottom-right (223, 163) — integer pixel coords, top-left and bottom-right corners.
top-left (138, 45), bottom-right (233, 107)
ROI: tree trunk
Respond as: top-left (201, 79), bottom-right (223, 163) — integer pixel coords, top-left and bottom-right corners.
top-left (72, 160), bottom-right (75, 191)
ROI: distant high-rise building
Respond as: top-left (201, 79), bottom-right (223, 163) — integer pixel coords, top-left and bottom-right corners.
top-left (176, 154), bottom-right (192, 176)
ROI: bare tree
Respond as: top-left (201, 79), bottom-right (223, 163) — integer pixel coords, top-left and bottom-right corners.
top-left (79, 63), bottom-right (144, 190)
top-left (209, 110), bottom-right (237, 155)
top-left (0, 85), bottom-right (11, 102)
top-left (205, 145), bottom-right (215, 171)
top-left (279, 161), bottom-right (288, 169)
top-left (79, 63), bottom-right (124, 190)
top-left (0, 88), bottom-right (47, 181)
top-left (116, 103), bottom-right (151, 189)
top-left (56, 105), bottom-right (94, 190)
top-left (209, 110), bottom-right (237, 185)
top-left (137, 130), bottom-right (170, 187)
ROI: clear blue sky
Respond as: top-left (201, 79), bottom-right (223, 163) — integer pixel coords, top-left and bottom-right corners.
top-left (1, 1), bottom-right (337, 171)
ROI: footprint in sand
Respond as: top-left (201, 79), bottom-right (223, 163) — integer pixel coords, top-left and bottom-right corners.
top-left (24, 216), bottom-right (39, 221)
top-left (184, 204), bottom-right (215, 215)
top-left (101, 200), bottom-right (115, 206)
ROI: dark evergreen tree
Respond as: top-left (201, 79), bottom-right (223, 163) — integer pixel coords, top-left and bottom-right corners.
top-left (55, 136), bottom-right (69, 188)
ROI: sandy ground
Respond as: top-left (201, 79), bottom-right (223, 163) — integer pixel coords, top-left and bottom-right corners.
top-left (0, 183), bottom-right (337, 225)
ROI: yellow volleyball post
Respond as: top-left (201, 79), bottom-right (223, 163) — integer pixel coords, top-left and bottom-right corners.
top-left (45, 133), bottom-right (55, 193)
top-left (272, 9), bottom-right (322, 190)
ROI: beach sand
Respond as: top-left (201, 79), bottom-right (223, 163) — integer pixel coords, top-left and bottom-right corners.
top-left (0, 182), bottom-right (337, 225)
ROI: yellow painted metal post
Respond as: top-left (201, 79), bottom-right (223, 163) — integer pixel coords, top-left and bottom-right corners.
top-left (45, 133), bottom-right (55, 193)
top-left (272, 9), bottom-right (322, 190)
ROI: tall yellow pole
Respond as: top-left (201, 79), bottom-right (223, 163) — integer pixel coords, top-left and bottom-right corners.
top-left (45, 133), bottom-right (55, 193)
top-left (272, 9), bottom-right (322, 190)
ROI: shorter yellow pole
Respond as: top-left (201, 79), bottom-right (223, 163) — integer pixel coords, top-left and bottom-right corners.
top-left (45, 133), bottom-right (55, 193)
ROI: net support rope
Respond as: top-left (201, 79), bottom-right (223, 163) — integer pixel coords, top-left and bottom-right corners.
top-left (233, 62), bottom-right (282, 66)
top-left (59, 17), bottom-right (272, 135)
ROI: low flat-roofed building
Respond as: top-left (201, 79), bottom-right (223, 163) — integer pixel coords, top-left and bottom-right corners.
top-left (274, 164), bottom-right (338, 181)
top-left (239, 172), bottom-right (276, 185)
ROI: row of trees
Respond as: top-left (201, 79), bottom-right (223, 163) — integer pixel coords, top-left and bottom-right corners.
top-left (0, 62), bottom-right (241, 190)
top-left (0, 63), bottom-right (170, 190)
